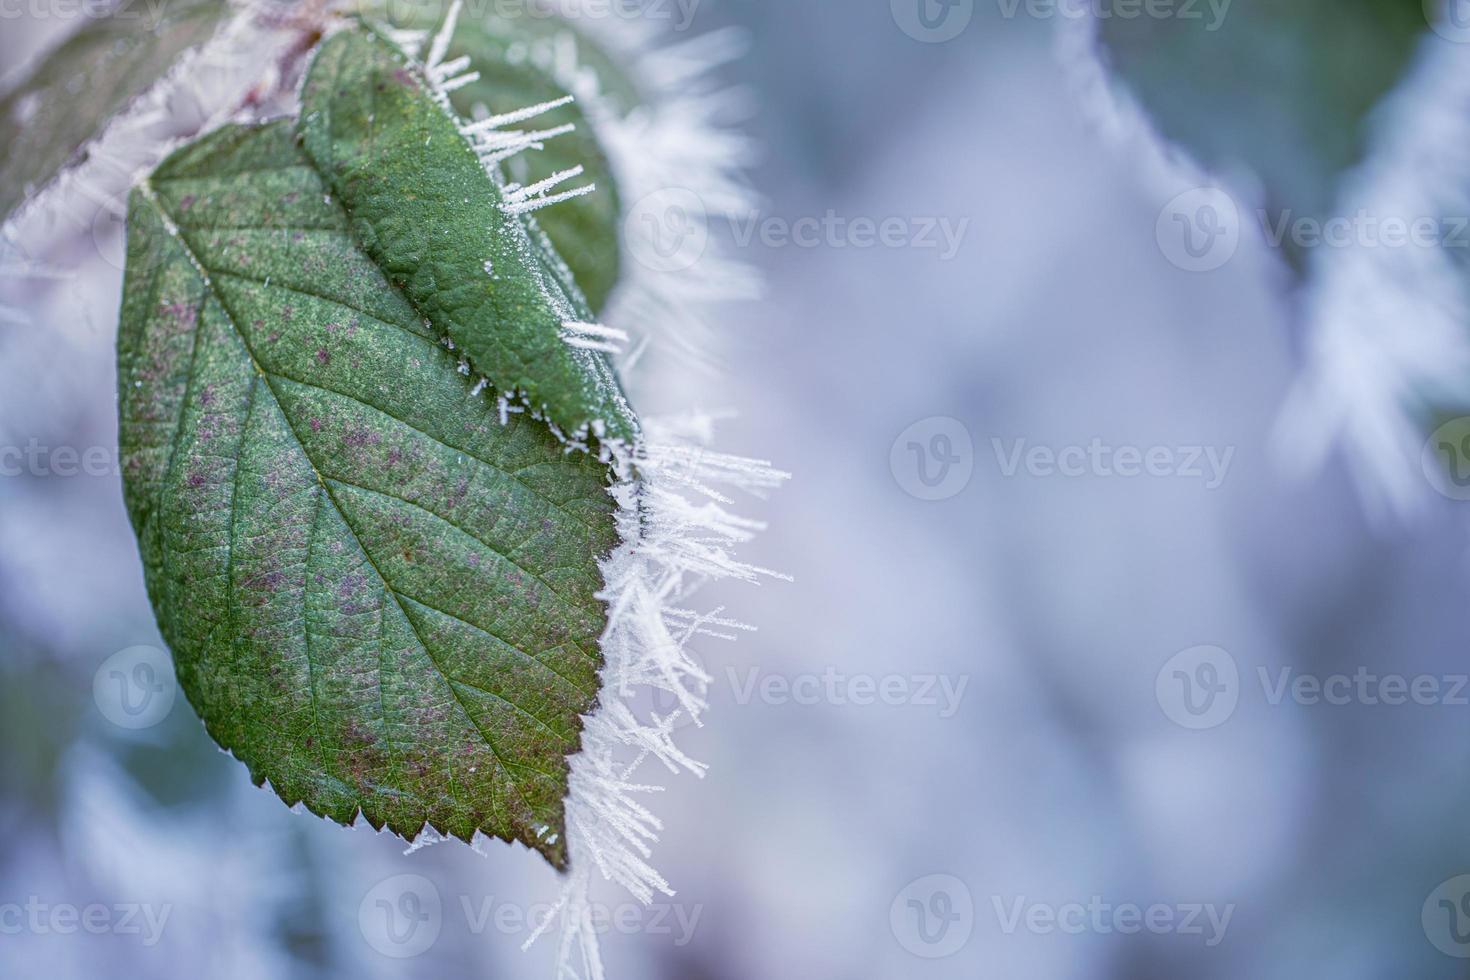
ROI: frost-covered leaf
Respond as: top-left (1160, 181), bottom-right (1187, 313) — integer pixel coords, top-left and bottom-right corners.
top-left (1098, 0), bottom-right (1426, 256)
top-left (433, 15), bottom-right (623, 311)
top-left (299, 26), bottom-right (635, 443)
top-left (118, 118), bottom-right (622, 867)
top-left (360, 0), bottom-right (643, 310)
top-left (0, 0), bottom-right (231, 223)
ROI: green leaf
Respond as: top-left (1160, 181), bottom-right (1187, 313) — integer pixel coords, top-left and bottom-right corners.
top-left (0, 0), bottom-right (232, 223)
top-left (118, 117), bottom-right (623, 867)
top-left (358, 0), bottom-right (643, 311)
top-left (298, 26), bottom-right (636, 445)
top-left (1098, 0), bottom-right (1426, 263)
top-left (441, 25), bottom-right (624, 313)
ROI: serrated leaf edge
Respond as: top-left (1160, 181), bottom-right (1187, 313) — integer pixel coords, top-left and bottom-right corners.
top-left (339, 13), bottom-right (639, 464)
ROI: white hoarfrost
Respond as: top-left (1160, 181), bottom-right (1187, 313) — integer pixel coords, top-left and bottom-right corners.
top-left (1052, 7), bottom-right (1212, 195)
top-left (415, 5), bottom-right (787, 978)
top-left (530, 422), bottom-right (788, 979)
top-left (1274, 38), bottom-right (1470, 521)
top-left (0, 0), bottom-right (304, 261)
top-left (1056, 13), bottom-right (1470, 522)
top-left (414, 4), bottom-right (637, 458)
top-left (509, 0), bottom-right (763, 367)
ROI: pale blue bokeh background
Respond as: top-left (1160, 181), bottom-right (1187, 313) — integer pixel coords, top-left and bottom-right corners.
top-left (4, 1), bottom-right (1470, 977)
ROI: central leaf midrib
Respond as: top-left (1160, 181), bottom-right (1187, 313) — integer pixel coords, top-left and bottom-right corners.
top-left (140, 181), bottom-right (552, 835)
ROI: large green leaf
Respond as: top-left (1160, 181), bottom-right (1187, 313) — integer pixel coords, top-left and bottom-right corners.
top-left (299, 26), bottom-right (635, 444)
top-left (1098, 0), bottom-right (1426, 264)
top-left (0, 0), bottom-right (232, 223)
top-left (118, 117), bottom-right (623, 867)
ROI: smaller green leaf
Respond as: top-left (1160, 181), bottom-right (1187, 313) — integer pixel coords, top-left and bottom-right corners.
top-left (298, 25), bottom-right (636, 445)
top-left (364, 0), bottom-right (633, 310)
top-left (439, 21), bottom-right (623, 312)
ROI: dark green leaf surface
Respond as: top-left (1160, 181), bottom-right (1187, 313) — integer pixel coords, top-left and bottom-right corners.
top-left (0, 0), bottom-right (231, 223)
top-left (298, 27), bottom-right (635, 444)
top-left (118, 118), bottom-right (622, 867)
